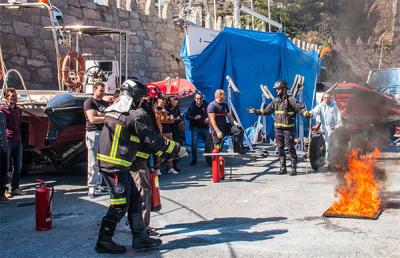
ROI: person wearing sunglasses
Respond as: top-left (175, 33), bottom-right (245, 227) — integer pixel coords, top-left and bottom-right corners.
top-left (186, 92), bottom-right (210, 165)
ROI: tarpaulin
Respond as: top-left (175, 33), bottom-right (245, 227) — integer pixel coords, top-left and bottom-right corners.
top-left (181, 27), bottom-right (320, 138)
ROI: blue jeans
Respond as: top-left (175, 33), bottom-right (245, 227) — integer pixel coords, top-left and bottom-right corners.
top-left (191, 127), bottom-right (210, 162)
top-left (7, 140), bottom-right (22, 191)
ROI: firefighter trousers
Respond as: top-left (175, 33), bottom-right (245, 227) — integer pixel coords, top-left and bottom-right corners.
top-left (275, 128), bottom-right (297, 161)
top-left (101, 171), bottom-right (142, 225)
top-left (130, 158), bottom-right (152, 228)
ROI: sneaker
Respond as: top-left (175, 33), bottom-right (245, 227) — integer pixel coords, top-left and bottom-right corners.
top-left (97, 185), bottom-right (109, 193)
top-left (190, 160), bottom-right (197, 166)
top-left (167, 168), bottom-right (179, 175)
top-left (156, 169), bottom-right (161, 176)
top-left (88, 187), bottom-right (96, 199)
top-left (11, 189), bottom-right (26, 196)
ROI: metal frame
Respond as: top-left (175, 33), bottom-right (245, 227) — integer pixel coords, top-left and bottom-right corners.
top-left (225, 75), bottom-right (254, 151)
top-left (44, 25), bottom-right (136, 89)
top-left (0, 2), bottom-right (63, 90)
top-left (323, 209), bottom-right (382, 220)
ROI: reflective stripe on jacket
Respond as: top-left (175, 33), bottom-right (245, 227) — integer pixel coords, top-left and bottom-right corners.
top-left (262, 96), bottom-right (308, 128)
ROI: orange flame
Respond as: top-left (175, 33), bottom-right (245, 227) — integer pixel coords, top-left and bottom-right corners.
top-left (327, 148), bottom-right (381, 217)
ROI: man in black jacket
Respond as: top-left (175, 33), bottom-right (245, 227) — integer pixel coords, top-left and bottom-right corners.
top-left (186, 92), bottom-right (210, 165)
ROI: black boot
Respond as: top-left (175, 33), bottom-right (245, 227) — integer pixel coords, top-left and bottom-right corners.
top-left (95, 219), bottom-right (127, 254)
top-left (290, 159), bottom-right (297, 176)
top-left (277, 157), bottom-right (287, 175)
top-left (129, 213), bottom-right (162, 249)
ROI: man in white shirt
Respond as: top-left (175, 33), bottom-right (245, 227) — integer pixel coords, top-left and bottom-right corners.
top-left (310, 92), bottom-right (343, 160)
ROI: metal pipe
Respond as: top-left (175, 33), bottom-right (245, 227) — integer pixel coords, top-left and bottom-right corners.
top-left (119, 33), bottom-right (122, 87)
top-left (125, 34), bottom-right (128, 84)
top-left (1, 69), bottom-right (33, 104)
top-left (268, 0), bottom-right (271, 32)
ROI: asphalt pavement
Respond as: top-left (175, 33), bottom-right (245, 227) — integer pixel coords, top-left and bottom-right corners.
top-left (1, 146), bottom-right (399, 258)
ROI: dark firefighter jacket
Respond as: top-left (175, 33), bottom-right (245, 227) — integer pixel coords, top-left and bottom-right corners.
top-left (262, 96), bottom-right (308, 129)
top-left (134, 103), bottom-right (161, 161)
top-left (98, 109), bottom-right (179, 173)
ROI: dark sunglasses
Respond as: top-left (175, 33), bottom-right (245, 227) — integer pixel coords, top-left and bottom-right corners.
top-left (195, 97), bottom-right (203, 100)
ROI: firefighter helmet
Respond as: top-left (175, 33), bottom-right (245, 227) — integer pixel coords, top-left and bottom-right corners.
top-left (105, 79), bottom-right (148, 113)
top-left (273, 80), bottom-right (289, 91)
top-left (121, 79), bottom-right (148, 105)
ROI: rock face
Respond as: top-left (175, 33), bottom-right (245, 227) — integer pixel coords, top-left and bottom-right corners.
top-left (329, 0), bottom-right (400, 82)
top-left (0, 0), bottom-right (185, 90)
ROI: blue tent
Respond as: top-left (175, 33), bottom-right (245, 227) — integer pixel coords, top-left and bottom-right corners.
top-left (181, 27), bottom-right (320, 139)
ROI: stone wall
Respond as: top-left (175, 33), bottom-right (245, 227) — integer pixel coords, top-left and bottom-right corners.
top-left (0, 0), bottom-right (185, 90)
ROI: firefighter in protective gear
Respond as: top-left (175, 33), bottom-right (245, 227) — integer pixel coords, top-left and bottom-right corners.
top-left (130, 89), bottom-right (162, 236)
top-left (248, 80), bottom-right (311, 176)
top-left (95, 79), bottom-right (187, 254)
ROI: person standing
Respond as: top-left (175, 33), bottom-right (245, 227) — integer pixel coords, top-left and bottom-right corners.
top-left (309, 91), bottom-right (342, 160)
top-left (186, 92), bottom-right (210, 165)
top-left (249, 80), bottom-right (312, 176)
top-left (0, 109), bottom-right (9, 201)
top-left (83, 82), bottom-right (108, 198)
top-left (207, 89), bottom-right (244, 153)
top-left (95, 80), bottom-right (187, 254)
top-left (1, 88), bottom-right (25, 196)
top-left (131, 92), bottom-right (162, 236)
top-left (154, 97), bottom-right (178, 175)
top-left (168, 96), bottom-right (185, 172)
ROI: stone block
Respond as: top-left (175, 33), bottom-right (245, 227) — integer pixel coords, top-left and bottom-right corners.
top-left (120, 20), bottom-right (129, 27)
top-left (130, 19), bottom-right (143, 30)
top-left (10, 56), bottom-right (26, 66)
top-left (27, 59), bottom-right (45, 67)
top-left (84, 9), bottom-right (101, 20)
top-left (134, 45), bottom-right (143, 53)
top-left (69, 6), bottom-right (83, 17)
top-left (67, 0), bottom-right (81, 8)
top-left (13, 21), bottom-right (34, 37)
top-left (31, 50), bottom-right (47, 61)
top-left (17, 44), bottom-right (29, 57)
top-left (62, 15), bottom-right (78, 24)
top-left (144, 40), bottom-right (153, 48)
top-left (37, 67), bottom-right (54, 82)
top-left (0, 25), bottom-right (14, 34)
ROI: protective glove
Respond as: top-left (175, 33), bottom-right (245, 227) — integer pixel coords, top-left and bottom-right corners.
top-left (233, 121), bottom-right (240, 127)
top-left (247, 107), bottom-right (263, 116)
top-left (177, 146), bottom-right (188, 157)
top-left (305, 112), bottom-right (313, 118)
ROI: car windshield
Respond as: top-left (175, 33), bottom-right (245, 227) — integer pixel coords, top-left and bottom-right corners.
top-left (368, 68), bottom-right (400, 97)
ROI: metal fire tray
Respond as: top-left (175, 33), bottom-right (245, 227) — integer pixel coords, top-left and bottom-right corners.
top-left (323, 208), bottom-right (382, 220)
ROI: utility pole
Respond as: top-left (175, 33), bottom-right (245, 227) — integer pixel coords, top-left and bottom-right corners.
top-left (268, 0), bottom-right (271, 31)
top-left (233, 0), bottom-right (241, 28)
top-left (213, 0), bottom-right (217, 30)
top-left (251, 0), bottom-right (254, 30)
top-left (158, 0), bottom-right (161, 18)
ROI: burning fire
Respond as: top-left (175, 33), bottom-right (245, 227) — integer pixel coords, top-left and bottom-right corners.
top-left (326, 148), bottom-right (381, 217)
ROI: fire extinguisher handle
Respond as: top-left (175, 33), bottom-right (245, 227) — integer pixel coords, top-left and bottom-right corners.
top-left (47, 186), bottom-right (55, 216)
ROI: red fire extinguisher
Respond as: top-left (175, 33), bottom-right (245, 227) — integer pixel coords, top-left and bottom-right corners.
top-left (150, 170), bottom-right (162, 212)
top-left (219, 156), bottom-right (225, 180)
top-left (35, 179), bottom-right (54, 231)
top-left (212, 147), bottom-right (220, 183)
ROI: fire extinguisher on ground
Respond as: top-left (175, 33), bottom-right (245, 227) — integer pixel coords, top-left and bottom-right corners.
top-left (212, 147), bottom-right (220, 183)
top-left (219, 156), bottom-right (225, 180)
top-left (150, 170), bottom-right (162, 211)
top-left (35, 179), bottom-right (54, 231)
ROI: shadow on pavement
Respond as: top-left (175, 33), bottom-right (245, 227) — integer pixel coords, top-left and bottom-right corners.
top-left (158, 216), bottom-right (288, 250)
